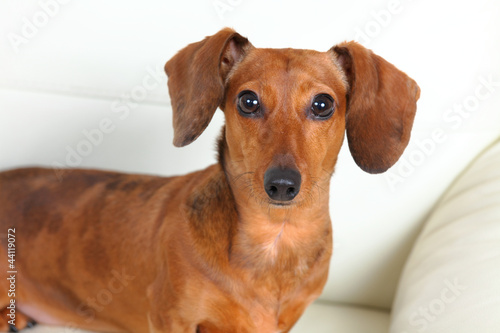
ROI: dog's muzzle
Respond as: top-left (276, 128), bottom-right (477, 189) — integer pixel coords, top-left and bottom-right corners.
top-left (264, 167), bottom-right (301, 202)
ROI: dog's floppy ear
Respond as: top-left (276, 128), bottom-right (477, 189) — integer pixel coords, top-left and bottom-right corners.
top-left (331, 42), bottom-right (420, 174)
top-left (165, 28), bottom-right (252, 147)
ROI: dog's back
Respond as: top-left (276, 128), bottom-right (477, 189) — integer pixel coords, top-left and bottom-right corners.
top-left (0, 167), bottom-right (179, 331)
top-left (0, 167), bottom-right (175, 234)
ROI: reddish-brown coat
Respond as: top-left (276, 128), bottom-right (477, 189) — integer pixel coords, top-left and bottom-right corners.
top-left (0, 28), bottom-right (419, 332)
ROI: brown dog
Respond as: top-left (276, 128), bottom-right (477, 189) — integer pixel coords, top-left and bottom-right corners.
top-left (0, 28), bottom-right (419, 332)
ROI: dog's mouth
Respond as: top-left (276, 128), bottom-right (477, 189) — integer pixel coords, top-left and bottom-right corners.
top-left (267, 199), bottom-right (296, 207)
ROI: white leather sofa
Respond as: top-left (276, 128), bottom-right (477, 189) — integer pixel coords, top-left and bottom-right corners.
top-left (1, 0), bottom-right (499, 332)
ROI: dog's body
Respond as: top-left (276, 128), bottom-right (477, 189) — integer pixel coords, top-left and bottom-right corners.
top-left (0, 28), bottom-right (419, 332)
top-left (0, 162), bottom-right (330, 332)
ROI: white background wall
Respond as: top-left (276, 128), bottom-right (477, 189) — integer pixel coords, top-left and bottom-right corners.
top-left (1, 0), bottom-right (500, 309)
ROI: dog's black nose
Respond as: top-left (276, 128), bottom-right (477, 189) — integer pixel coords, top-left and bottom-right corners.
top-left (264, 168), bottom-right (301, 202)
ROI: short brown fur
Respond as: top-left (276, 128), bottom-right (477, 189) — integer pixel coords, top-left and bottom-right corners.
top-left (0, 28), bottom-right (419, 332)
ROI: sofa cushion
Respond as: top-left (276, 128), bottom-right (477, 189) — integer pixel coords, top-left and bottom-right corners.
top-left (390, 138), bottom-right (500, 333)
top-left (293, 301), bottom-right (390, 333)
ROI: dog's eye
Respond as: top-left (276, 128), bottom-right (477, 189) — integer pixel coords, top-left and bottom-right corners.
top-left (311, 94), bottom-right (335, 119)
top-left (237, 91), bottom-right (260, 116)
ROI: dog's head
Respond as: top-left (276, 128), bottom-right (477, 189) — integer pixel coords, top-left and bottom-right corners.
top-left (165, 28), bottom-right (419, 207)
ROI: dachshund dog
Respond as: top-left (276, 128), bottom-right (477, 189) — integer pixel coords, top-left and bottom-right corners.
top-left (0, 28), bottom-right (419, 332)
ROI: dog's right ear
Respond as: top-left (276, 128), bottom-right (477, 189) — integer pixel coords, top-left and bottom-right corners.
top-left (165, 28), bottom-right (252, 147)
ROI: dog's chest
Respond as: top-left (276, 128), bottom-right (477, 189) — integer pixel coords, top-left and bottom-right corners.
top-left (205, 264), bottom-right (317, 332)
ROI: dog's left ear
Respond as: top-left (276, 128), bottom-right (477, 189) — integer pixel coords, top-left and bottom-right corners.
top-left (165, 28), bottom-right (252, 147)
top-left (331, 42), bottom-right (420, 174)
